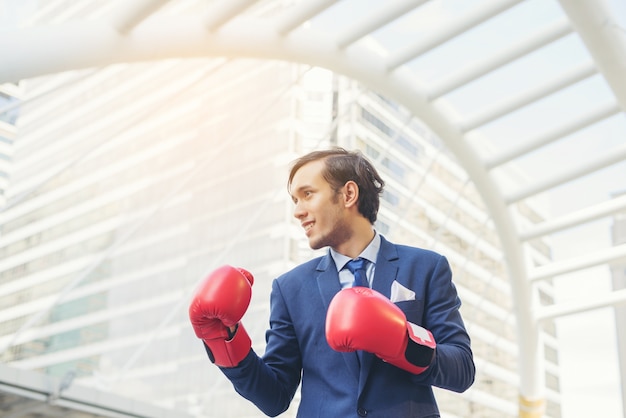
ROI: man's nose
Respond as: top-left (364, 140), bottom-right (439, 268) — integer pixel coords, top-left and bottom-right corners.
top-left (293, 202), bottom-right (305, 219)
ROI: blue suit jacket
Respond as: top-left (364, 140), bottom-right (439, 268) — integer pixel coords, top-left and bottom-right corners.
top-left (220, 236), bottom-right (475, 417)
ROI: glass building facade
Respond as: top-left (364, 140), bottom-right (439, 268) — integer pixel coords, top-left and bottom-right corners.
top-left (611, 196), bottom-right (626, 418)
top-left (0, 83), bottom-right (19, 207)
top-left (0, 57), bottom-right (562, 417)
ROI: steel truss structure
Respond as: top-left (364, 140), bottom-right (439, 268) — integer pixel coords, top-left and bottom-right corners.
top-left (1, 0), bottom-right (625, 417)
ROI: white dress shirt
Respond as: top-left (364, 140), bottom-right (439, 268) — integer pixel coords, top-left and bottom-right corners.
top-left (329, 231), bottom-right (381, 289)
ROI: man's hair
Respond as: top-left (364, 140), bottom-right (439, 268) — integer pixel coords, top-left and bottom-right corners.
top-left (288, 147), bottom-right (385, 224)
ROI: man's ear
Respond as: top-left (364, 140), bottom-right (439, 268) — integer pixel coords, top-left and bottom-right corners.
top-left (343, 181), bottom-right (359, 208)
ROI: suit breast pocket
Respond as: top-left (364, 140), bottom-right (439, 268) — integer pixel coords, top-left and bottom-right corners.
top-left (395, 300), bottom-right (424, 325)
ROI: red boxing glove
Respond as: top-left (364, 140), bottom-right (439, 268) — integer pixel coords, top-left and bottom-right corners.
top-left (189, 265), bottom-right (254, 367)
top-left (326, 287), bottom-right (436, 375)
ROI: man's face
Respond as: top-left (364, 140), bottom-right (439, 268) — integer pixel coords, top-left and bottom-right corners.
top-left (290, 160), bottom-right (351, 250)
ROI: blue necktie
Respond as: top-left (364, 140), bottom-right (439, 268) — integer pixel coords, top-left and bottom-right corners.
top-left (345, 258), bottom-right (369, 288)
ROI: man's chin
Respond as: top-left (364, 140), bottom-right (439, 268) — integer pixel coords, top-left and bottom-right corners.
top-left (308, 237), bottom-right (325, 250)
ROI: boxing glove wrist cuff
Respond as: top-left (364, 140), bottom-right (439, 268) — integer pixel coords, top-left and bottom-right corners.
top-left (383, 322), bottom-right (436, 375)
top-left (203, 323), bottom-right (251, 368)
top-left (404, 322), bottom-right (436, 372)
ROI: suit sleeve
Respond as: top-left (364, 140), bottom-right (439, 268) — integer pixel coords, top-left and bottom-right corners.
top-left (218, 280), bottom-right (302, 417)
top-left (410, 255), bottom-right (475, 392)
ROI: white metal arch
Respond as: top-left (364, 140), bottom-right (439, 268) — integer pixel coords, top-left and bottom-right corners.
top-left (1, 1), bottom-right (626, 416)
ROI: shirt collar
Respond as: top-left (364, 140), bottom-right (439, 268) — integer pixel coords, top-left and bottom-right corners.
top-left (330, 230), bottom-right (381, 272)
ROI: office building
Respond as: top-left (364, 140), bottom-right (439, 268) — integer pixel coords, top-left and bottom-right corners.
top-left (0, 58), bottom-right (561, 417)
top-left (0, 83), bottom-right (20, 207)
top-left (611, 192), bottom-right (626, 418)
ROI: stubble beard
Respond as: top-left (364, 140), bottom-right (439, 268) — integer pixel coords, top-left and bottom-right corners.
top-left (308, 190), bottom-right (351, 251)
top-left (308, 215), bottom-right (352, 251)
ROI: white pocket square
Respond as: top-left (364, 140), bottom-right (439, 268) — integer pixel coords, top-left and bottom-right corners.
top-left (390, 280), bottom-right (415, 303)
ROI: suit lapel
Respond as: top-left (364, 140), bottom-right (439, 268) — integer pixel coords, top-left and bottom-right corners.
top-left (315, 253), bottom-right (360, 381)
top-left (358, 236), bottom-right (399, 395)
top-left (372, 236), bottom-right (399, 299)
top-left (316, 254), bottom-right (341, 309)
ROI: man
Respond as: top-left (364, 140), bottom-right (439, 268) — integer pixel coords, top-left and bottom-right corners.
top-left (189, 147), bottom-right (475, 417)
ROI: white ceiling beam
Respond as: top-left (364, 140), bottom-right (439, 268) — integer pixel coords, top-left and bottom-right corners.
top-left (459, 61), bottom-right (596, 133)
top-left (428, 18), bottom-right (573, 100)
top-left (274, 0), bottom-right (339, 36)
top-left (203, 0), bottom-right (260, 32)
top-left (529, 243), bottom-right (626, 282)
top-left (558, 0), bottom-right (626, 112)
top-left (485, 100), bottom-right (620, 169)
top-left (0, 22), bottom-right (124, 83)
top-left (385, 0), bottom-right (523, 71)
top-left (505, 141), bottom-right (626, 204)
top-left (535, 288), bottom-right (626, 322)
top-left (336, 0), bottom-right (430, 49)
top-left (521, 194), bottom-right (626, 241)
top-left (108, 0), bottom-right (171, 34)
